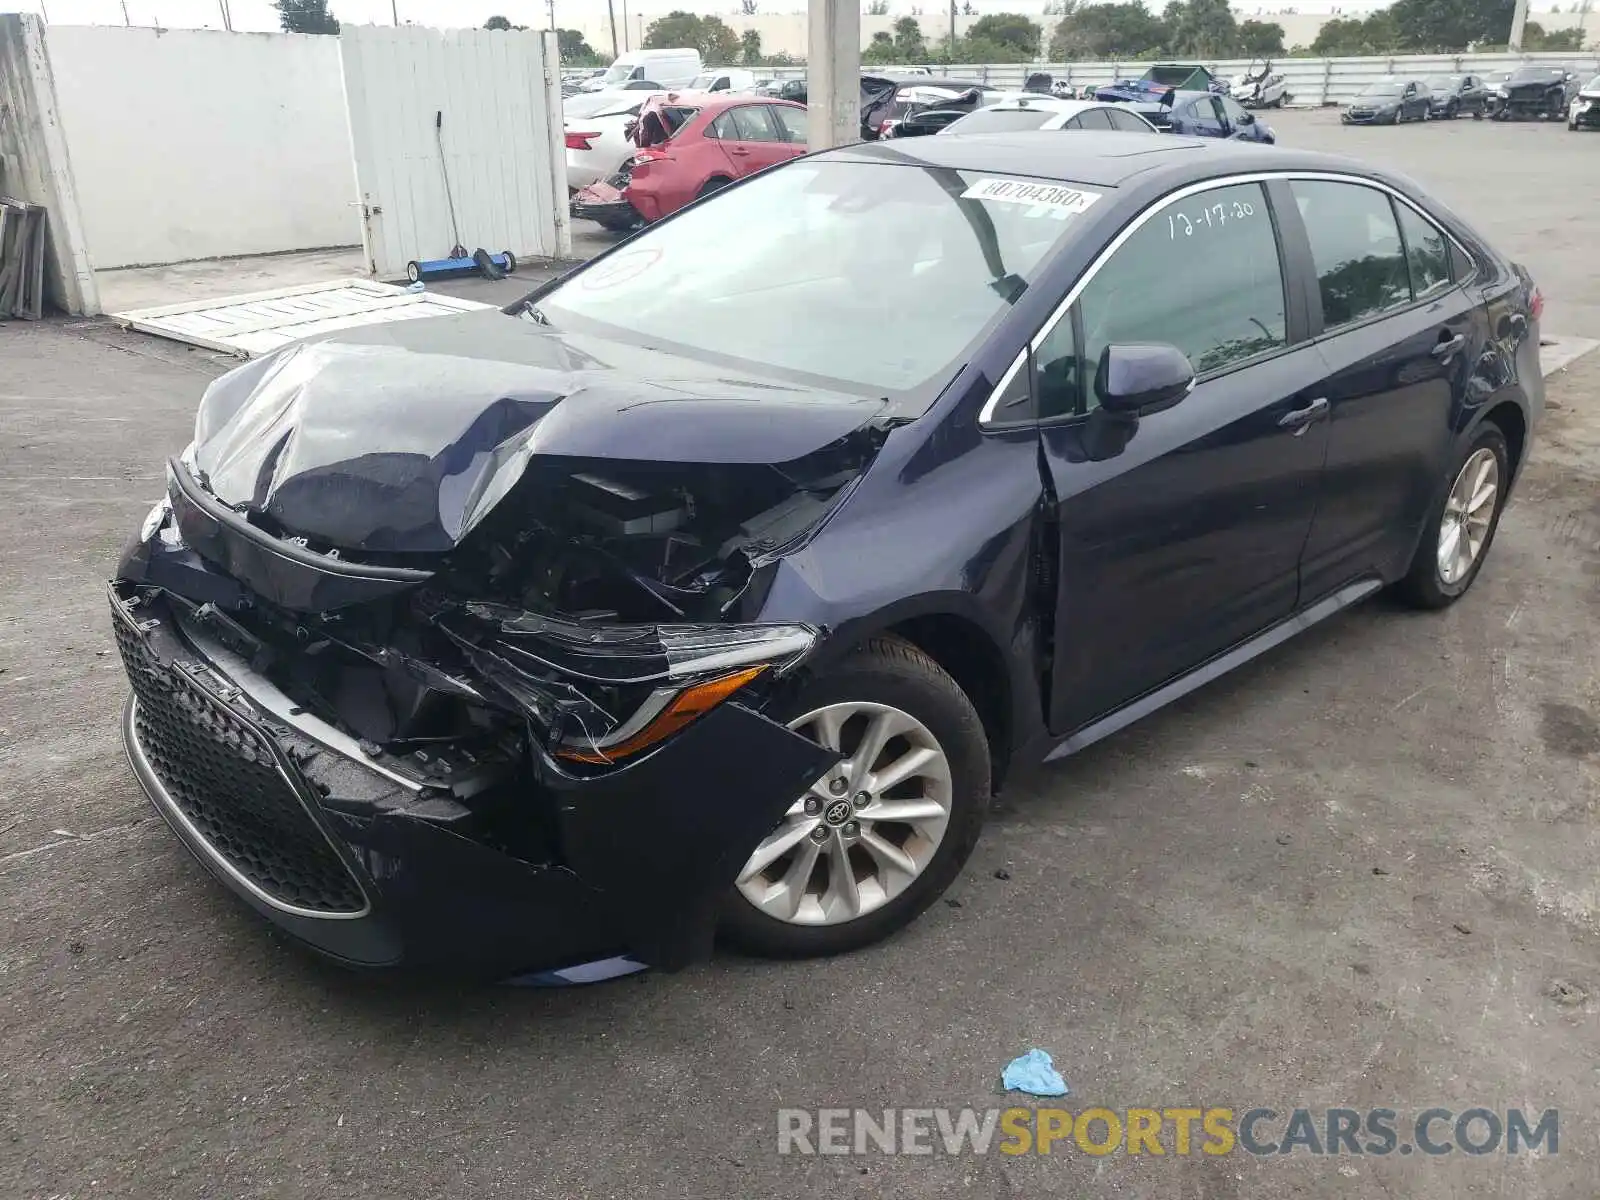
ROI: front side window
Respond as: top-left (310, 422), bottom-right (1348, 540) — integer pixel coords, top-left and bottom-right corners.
top-left (1074, 182), bottom-right (1287, 409)
top-left (1291, 180), bottom-right (1411, 328)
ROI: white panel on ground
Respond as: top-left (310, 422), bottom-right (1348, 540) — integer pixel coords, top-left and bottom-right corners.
top-left (339, 26), bottom-right (569, 281)
top-left (111, 279), bottom-right (491, 358)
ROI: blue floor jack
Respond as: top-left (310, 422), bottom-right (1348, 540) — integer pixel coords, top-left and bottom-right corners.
top-left (406, 111), bottom-right (518, 285)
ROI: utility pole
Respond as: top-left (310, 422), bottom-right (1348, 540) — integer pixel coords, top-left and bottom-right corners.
top-left (546, 0), bottom-right (555, 30)
top-left (391, 1), bottom-right (401, 26)
top-left (607, 0), bottom-right (619, 57)
top-left (1509, 0), bottom-right (1529, 50)
top-left (218, 0), bottom-right (232, 31)
top-left (121, 0), bottom-right (131, 25)
top-left (948, 0), bottom-right (957, 63)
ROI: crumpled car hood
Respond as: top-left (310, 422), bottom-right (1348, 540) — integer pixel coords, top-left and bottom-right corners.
top-left (190, 309), bottom-right (887, 555)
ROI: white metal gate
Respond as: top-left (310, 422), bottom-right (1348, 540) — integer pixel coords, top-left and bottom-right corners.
top-left (339, 26), bottom-right (569, 281)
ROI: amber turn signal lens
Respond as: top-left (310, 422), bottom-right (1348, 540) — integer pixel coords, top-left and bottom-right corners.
top-left (555, 664), bottom-right (769, 764)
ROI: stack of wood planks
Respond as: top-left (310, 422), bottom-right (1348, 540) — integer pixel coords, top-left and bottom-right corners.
top-left (0, 197), bottom-right (46, 319)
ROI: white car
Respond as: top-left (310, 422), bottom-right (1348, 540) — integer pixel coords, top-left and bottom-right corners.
top-left (940, 96), bottom-right (1161, 135)
top-left (563, 89), bottom-right (664, 191)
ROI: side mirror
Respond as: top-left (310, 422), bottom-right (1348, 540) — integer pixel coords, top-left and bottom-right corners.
top-left (1095, 343), bottom-right (1195, 416)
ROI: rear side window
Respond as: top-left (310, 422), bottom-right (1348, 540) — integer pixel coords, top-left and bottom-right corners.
top-left (1075, 107), bottom-right (1114, 130)
top-left (1291, 181), bottom-right (1411, 329)
top-left (1073, 182), bottom-right (1287, 409)
top-left (1395, 203), bottom-right (1454, 300)
top-left (1104, 108), bottom-right (1150, 133)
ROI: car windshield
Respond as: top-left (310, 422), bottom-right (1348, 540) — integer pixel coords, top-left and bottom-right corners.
top-left (1361, 83), bottom-right (1403, 97)
top-left (1425, 76), bottom-right (1456, 90)
top-left (598, 61), bottom-right (640, 85)
top-left (1510, 68), bottom-right (1563, 82)
top-left (943, 108), bottom-right (1058, 134)
top-left (688, 73), bottom-right (723, 89)
top-left (530, 160), bottom-right (1099, 396)
top-left (1589, 74), bottom-right (1600, 90)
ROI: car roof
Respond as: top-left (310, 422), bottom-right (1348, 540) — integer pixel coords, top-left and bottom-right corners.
top-left (655, 91), bottom-right (797, 111)
top-left (820, 131), bottom-right (1393, 191)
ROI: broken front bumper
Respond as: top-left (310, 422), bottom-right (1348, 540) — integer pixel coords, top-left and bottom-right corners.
top-left (110, 584), bottom-right (833, 978)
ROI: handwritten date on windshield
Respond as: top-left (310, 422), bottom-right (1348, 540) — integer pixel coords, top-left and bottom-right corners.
top-left (1168, 198), bottom-right (1258, 239)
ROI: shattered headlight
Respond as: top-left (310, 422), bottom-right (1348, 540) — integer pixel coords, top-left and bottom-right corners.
top-left (436, 604), bottom-right (817, 766)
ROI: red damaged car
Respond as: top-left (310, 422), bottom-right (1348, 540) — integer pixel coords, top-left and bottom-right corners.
top-left (571, 93), bottom-right (809, 231)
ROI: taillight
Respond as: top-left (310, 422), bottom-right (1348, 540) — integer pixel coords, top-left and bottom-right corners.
top-left (628, 148), bottom-right (667, 172)
top-left (1530, 286), bottom-right (1545, 322)
top-left (565, 131), bottom-right (599, 151)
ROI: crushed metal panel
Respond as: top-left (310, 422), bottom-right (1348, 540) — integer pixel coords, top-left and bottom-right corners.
top-left (111, 278), bottom-right (492, 357)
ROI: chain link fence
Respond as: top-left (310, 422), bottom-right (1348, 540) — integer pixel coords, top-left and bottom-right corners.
top-left (763, 52), bottom-right (1600, 107)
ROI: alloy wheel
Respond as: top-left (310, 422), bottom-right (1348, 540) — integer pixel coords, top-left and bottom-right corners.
top-left (1437, 447), bottom-right (1500, 586)
top-left (734, 702), bottom-right (953, 926)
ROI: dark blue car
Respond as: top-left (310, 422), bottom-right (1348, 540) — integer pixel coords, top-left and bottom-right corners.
top-left (112, 133), bottom-right (1541, 980)
top-left (1135, 89), bottom-right (1277, 142)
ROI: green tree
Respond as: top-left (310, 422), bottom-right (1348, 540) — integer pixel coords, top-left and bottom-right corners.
top-left (1308, 13), bottom-right (1397, 55)
top-left (1050, 2), bottom-right (1165, 58)
top-left (1237, 19), bottom-right (1285, 55)
top-left (965, 12), bottom-right (1043, 57)
top-left (866, 0), bottom-right (890, 13)
top-left (893, 15), bottom-right (927, 59)
top-left (557, 29), bottom-right (600, 62)
top-left (1523, 21), bottom-right (1586, 49)
top-left (863, 29), bottom-right (901, 63)
top-left (1161, 0), bottom-right (1238, 57)
top-left (643, 11), bottom-right (740, 62)
top-left (274, 0), bottom-right (339, 34)
top-left (1388, 0), bottom-right (1514, 51)
top-left (484, 15), bottom-right (512, 30)
top-left (740, 28), bottom-right (763, 64)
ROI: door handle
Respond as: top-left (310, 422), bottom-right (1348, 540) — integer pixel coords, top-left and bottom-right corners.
top-left (1431, 333), bottom-right (1467, 362)
top-left (729, 146), bottom-right (751, 156)
top-left (1278, 396), bottom-right (1329, 435)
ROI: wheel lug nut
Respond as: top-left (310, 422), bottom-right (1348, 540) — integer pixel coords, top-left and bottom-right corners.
top-left (853, 791), bottom-right (870, 808)
top-left (829, 778), bottom-right (847, 795)
top-left (810, 826), bottom-right (830, 844)
top-left (842, 821), bottom-right (859, 838)
top-left (804, 797), bottom-right (821, 815)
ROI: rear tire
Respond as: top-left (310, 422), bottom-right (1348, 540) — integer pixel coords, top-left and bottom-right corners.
top-left (1395, 425), bottom-right (1510, 610)
top-left (719, 638), bottom-right (991, 959)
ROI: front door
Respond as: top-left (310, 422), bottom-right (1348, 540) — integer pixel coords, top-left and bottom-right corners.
top-left (1283, 179), bottom-right (1486, 597)
top-left (1032, 181), bottom-right (1331, 733)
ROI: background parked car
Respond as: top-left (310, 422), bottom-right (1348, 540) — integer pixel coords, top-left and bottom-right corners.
top-left (1096, 62), bottom-right (1224, 103)
top-left (581, 47), bottom-right (701, 92)
top-left (685, 67), bottom-right (759, 93)
top-left (1228, 58), bottom-right (1291, 108)
top-left (1424, 73), bottom-right (1488, 119)
top-left (940, 96), bottom-right (1159, 135)
top-left (1487, 66), bottom-right (1580, 120)
top-left (1134, 90), bottom-right (1276, 142)
top-left (1570, 73), bottom-right (1600, 130)
top-left (1342, 79), bottom-right (1431, 124)
top-left (564, 89), bottom-right (667, 191)
top-left (874, 80), bottom-right (1001, 138)
top-left (570, 94), bottom-right (808, 229)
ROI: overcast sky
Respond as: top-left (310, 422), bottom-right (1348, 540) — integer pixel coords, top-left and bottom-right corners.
top-left (2, 0), bottom-right (1423, 31)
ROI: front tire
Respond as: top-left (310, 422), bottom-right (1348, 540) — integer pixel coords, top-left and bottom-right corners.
top-left (1396, 425), bottom-right (1510, 609)
top-left (720, 638), bottom-right (991, 958)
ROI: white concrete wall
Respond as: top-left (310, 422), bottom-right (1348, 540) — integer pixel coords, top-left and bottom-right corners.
top-left (0, 14), bottom-right (98, 313)
top-left (44, 26), bottom-right (358, 270)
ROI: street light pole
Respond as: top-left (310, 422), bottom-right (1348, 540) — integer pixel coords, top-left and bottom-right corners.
top-left (391, 1), bottom-right (401, 26)
top-left (607, 0), bottom-right (619, 57)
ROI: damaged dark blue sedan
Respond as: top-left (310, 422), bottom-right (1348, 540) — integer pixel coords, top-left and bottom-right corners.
top-left (113, 134), bottom-right (1542, 980)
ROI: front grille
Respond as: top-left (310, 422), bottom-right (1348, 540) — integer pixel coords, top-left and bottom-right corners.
top-left (113, 610), bottom-right (367, 915)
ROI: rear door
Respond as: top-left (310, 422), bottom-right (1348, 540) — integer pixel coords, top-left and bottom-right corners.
top-left (1284, 178), bottom-right (1487, 599)
top-left (1187, 97), bottom-right (1229, 137)
top-left (766, 103), bottom-right (811, 159)
top-left (1023, 180), bottom-right (1332, 732)
top-left (714, 104), bottom-right (792, 175)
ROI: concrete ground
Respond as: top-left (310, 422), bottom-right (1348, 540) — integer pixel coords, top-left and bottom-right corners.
top-left (2, 109), bottom-right (1598, 1199)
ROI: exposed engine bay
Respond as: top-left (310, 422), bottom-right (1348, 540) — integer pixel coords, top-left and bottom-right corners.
top-left (138, 428), bottom-right (880, 767)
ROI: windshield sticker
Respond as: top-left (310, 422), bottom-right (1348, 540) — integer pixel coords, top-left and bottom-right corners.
top-left (961, 179), bottom-right (1101, 220)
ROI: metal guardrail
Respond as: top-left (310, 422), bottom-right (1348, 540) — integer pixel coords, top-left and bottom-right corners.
top-left (765, 52), bottom-right (1600, 107)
